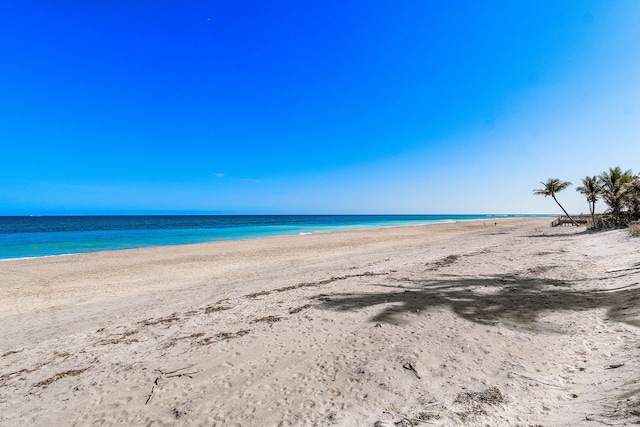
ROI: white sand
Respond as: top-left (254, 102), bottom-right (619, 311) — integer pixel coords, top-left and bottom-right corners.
top-left (1, 218), bottom-right (639, 426)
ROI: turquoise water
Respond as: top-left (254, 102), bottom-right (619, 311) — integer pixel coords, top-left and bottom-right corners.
top-left (0, 215), bottom-right (545, 260)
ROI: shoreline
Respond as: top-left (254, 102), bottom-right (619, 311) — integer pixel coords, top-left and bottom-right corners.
top-left (0, 215), bottom-right (552, 262)
top-left (2, 217), bottom-right (638, 425)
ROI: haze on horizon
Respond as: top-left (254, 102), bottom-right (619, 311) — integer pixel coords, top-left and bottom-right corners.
top-left (1, 1), bottom-right (639, 216)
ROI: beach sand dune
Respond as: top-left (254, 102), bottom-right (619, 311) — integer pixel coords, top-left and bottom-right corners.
top-left (1, 219), bottom-right (639, 426)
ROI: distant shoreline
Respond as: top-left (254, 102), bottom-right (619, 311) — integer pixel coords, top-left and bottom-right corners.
top-left (0, 214), bottom-right (552, 261)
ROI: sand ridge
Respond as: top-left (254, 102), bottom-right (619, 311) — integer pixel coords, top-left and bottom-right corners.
top-left (1, 218), bottom-right (639, 426)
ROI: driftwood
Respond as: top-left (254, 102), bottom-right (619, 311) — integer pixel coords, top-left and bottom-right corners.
top-left (402, 362), bottom-right (421, 379)
top-left (145, 364), bottom-right (200, 405)
top-left (605, 363), bottom-right (624, 370)
top-left (606, 265), bottom-right (640, 274)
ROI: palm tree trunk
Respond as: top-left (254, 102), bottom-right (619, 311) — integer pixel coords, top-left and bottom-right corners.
top-left (590, 201), bottom-right (596, 229)
top-left (552, 195), bottom-right (579, 226)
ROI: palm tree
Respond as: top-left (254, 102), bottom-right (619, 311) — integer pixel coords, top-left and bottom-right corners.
top-left (597, 167), bottom-right (632, 218)
top-left (533, 178), bottom-right (579, 226)
top-left (575, 176), bottom-right (601, 227)
top-left (625, 174), bottom-right (640, 220)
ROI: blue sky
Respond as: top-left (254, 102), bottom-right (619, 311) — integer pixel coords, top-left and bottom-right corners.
top-left (1, 1), bottom-right (639, 215)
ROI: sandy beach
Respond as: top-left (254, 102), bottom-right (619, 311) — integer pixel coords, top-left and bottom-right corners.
top-left (1, 218), bottom-right (639, 426)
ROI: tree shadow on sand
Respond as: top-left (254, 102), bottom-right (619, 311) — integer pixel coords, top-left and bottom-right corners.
top-left (316, 274), bottom-right (640, 329)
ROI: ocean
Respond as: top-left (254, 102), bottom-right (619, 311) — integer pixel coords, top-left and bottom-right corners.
top-left (0, 214), bottom-right (543, 260)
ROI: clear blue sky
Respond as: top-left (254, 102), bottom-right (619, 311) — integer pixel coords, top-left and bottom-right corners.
top-left (1, 1), bottom-right (639, 215)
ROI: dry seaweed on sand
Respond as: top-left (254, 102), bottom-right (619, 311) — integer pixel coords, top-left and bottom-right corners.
top-left (392, 412), bottom-right (441, 426)
top-left (33, 368), bottom-right (88, 387)
top-left (526, 265), bottom-right (557, 275)
top-left (426, 254), bottom-right (459, 270)
top-left (289, 304), bottom-right (312, 314)
top-left (138, 313), bottom-right (181, 327)
top-left (161, 332), bottom-right (205, 349)
top-left (454, 386), bottom-right (505, 405)
top-left (252, 315), bottom-right (283, 324)
top-left (215, 329), bottom-right (250, 340)
top-left (2, 348), bottom-right (23, 357)
top-left (198, 329), bottom-right (251, 345)
top-left (244, 272), bottom-right (386, 298)
top-left (204, 305), bottom-right (231, 314)
top-left (96, 328), bottom-right (140, 345)
top-left (453, 386), bottom-right (505, 421)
